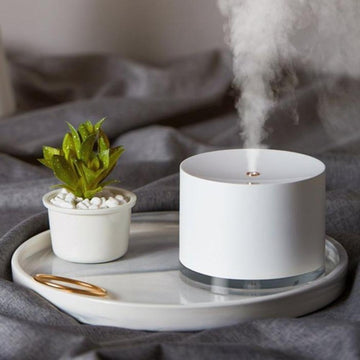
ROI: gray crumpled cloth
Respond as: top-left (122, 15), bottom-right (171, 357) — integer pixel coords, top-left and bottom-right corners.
top-left (1, 50), bottom-right (360, 359)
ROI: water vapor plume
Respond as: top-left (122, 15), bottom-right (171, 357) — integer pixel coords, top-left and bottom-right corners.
top-left (218, 0), bottom-right (360, 149)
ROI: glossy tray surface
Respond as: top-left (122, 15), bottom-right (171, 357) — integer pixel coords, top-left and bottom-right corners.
top-left (11, 212), bottom-right (348, 331)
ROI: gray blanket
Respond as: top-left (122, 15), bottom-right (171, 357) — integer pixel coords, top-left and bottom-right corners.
top-left (1, 50), bottom-right (360, 359)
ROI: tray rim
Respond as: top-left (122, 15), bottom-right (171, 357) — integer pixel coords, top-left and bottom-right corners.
top-left (11, 211), bottom-right (348, 309)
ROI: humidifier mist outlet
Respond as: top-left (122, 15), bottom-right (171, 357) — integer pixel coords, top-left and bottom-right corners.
top-left (246, 171), bottom-right (260, 177)
top-left (179, 149), bottom-right (326, 291)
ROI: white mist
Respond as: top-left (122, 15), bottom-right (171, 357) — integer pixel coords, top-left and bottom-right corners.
top-left (218, 0), bottom-right (360, 150)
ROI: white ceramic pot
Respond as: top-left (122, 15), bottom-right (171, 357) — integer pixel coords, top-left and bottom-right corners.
top-left (42, 187), bottom-right (137, 263)
top-left (180, 149), bottom-right (326, 289)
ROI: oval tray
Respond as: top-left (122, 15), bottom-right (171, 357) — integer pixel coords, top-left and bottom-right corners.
top-left (11, 211), bottom-right (348, 331)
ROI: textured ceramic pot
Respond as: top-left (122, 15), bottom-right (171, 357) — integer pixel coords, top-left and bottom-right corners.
top-left (43, 187), bottom-right (137, 263)
top-left (180, 149), bottom-right (326, 289)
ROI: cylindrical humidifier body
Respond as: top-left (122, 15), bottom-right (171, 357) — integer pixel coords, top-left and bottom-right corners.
top-left (179, 149), bottom-right (326, 289)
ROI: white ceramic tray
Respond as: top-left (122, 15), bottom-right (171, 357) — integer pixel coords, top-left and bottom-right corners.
top-left (11, 212), bottom-right (348, 331)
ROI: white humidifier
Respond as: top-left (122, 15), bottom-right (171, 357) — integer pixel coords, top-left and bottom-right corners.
top-left (179, 149), bottom-right (326, 290)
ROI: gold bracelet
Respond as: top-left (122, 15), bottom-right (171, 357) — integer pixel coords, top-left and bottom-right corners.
top-left (33, 273), bottom-right (107, 297)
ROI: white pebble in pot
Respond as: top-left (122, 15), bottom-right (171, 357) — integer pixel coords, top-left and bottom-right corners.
top-left (90, 197), bottom-right (101, 206)
top-left (105, 197), bottom-right (120, 208)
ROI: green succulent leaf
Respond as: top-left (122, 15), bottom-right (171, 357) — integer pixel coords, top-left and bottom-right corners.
top-left (94, 118), bottom-right (105, 132)
top-left (51, 155), bottom-right (78, 186)
top-left (73, 158), bottom-right (85, 178)
top-left (66, 122), bottom-right (81, 158)
top-left (38, 146), bottom-right (62, 169)
top-left (80, 134), bottom-right (97, 163)
top-left (90, 156), bottom-right (101, 171)
top-left (109, 146), bottom-right (124, 169)
top-left (84, 120), bottom-right (94, 133)
top-left (43, 146), bottom-right (62, 161)
top-left (98, 129), bottom-right (110, 152)
top-left (99, 149), bottom-right (110, 169)
top-left (78, 123), bottom-right (90, 142)
top-left (50, 184), bottom-right (65, 190)
top-left (62, 133), bottom-right (76, 160)
top-left (38, 158), bottom-right (52, 169)
top-left (39, 119), bottom-right (124, 199)
top-left (81, 164), bottom-right (98, 187)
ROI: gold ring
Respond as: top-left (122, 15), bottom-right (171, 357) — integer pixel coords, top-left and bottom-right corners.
top-left (33, 273), bottom-right (107, 297)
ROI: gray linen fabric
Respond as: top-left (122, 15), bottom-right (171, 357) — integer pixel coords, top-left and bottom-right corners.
top-left (0, 50), bottom-right (360, 359)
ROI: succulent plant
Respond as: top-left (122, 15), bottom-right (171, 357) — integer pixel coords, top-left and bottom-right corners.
top-left (39, 119), bottom-right (124, 199)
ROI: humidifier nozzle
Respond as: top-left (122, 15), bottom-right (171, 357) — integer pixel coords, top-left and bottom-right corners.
top-left (246, 171), bottom-right (260, 177)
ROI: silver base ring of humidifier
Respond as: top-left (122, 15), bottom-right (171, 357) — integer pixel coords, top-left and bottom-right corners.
top-left (180, 262), bottom-right (325, 293)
